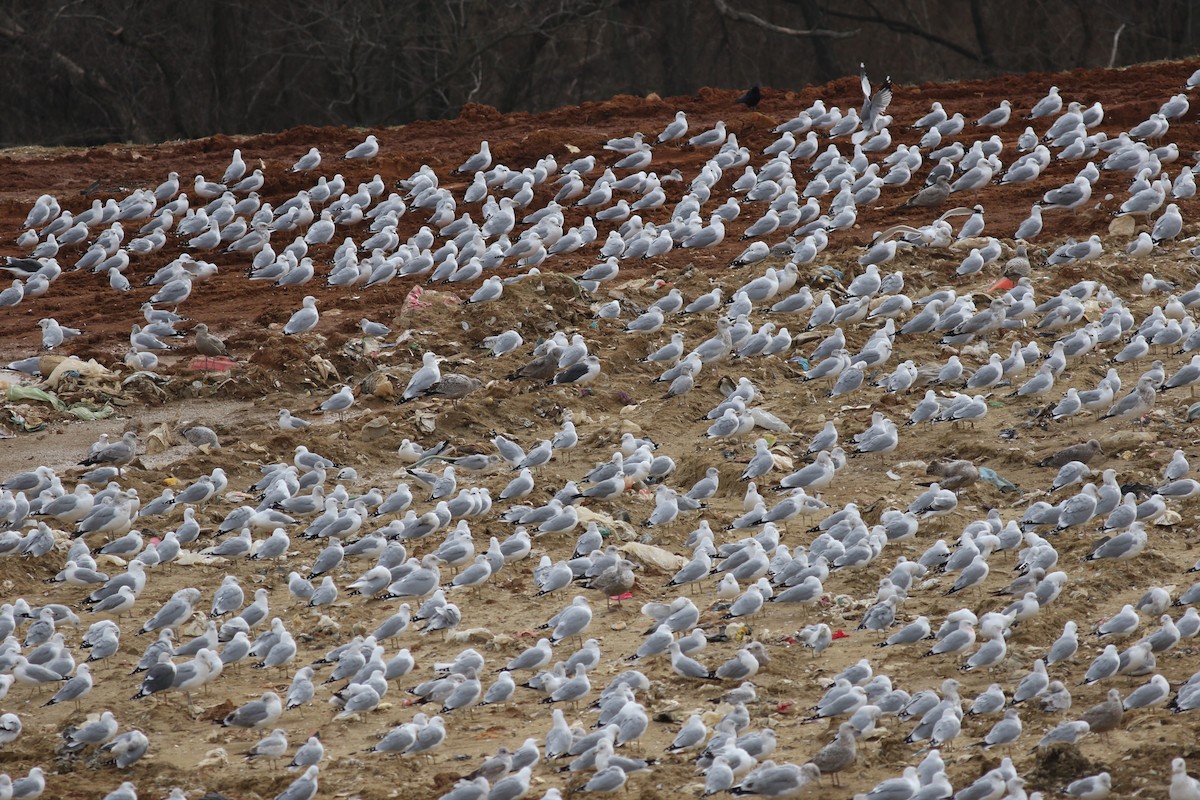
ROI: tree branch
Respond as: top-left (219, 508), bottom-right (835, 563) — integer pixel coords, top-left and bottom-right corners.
top-left (1108, 22), bottom-right (1126, 69)
top-left (820, 1), bottom-right (983, 63)
top-left (968, 0), bottom-right (996, 67)
top-left (0, 9), bottom-right (141, 140)
top-left (711, 0), bottom-right (856, 39)
top-left (791, 0), bottom-right (840, 81)
top-left (1072, 0), bottom-right (1093, 67)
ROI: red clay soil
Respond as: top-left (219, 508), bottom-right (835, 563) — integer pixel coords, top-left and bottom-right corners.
top-left (0, 58), bottom-right (1197, 366)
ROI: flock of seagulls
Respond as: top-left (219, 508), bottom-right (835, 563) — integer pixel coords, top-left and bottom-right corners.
top-left (7, 59), bottom-right (1200, 800)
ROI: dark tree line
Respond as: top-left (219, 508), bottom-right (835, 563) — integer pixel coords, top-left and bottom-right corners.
top-left (0, 0), bottom-right (1195, 146)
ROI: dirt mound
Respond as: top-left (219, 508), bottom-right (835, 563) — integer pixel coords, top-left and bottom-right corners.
top-left (3, 56), bottom-right (1200, 800)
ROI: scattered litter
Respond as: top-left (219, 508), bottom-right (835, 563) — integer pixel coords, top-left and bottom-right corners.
top-left (979, 467), bottom-right (1020, 493)
top-left (186, 356), bottom-right (237, 372)
top-left (618, 541), bottom-right (685, 572)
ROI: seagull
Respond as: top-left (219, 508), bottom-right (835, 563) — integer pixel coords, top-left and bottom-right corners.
top-left (1028, 85), bottom-right (1063, 118)
top-left (810, 722), bottom-right (858, 786)
top-left (1171, 758), bottom-right (1200, 800)
top-left (289, 147), bottom-right (321, 173)
top-left (245, 728), bottom-right (289, 767)
top-left (975, 100), bottom-right (1012, 128)
top-left (62, 710), bottom-right (119, 752)
top-left (222, 691), bottom-right (283, 729)
top-left (860, 63), bottom-right (893, 134)
top-left (544, 596), bottom-right (593, 645)
top-left (38, 317), bottom-right (83, 350)
top-left (279, 409), bottom-right (311, 430)
top-left (43, 663), bottom-right (93, 710)
top-left (1041, 176), bottom-right (1092, 210)
top-left (978, 709), bottom-right (1022, 748)
top-left (319, 385), bottom-right (355, 418)
top-left (550, 355), bottom-right (601, 387)
top-left (402, 352), bottom-right (443, 402)
top-left (345, 135), bottom-right (379, 160)
top-left (903, 175), bottom-right (951, 208)
top-left (283, 296), bottom-right (319, 335)
top-left (455, 141), bottom-right (492, 174)
top-left (276, 765), bottom-right (320, 800)
top-left (1101, 376), bottom-right (1156, 420)
top-left (656, 111), bottom-right (688, 144)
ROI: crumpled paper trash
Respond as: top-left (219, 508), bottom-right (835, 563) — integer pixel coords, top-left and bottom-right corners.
top-left (619, 541), bottom-right (686, 572)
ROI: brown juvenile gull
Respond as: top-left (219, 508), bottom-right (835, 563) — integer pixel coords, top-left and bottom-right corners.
top-left (809, 722), bottom-right (857, 786)
top-left (910, 362), bottom-right (945, 389)
top-left (193, 323), bottom-right (228, 358)
top-left (587, 558), bottom-right (635, 609)
top-left (1078, 688), bottom-right (1123, 739)
top-left (179, 425), bottom-right (220, 449)
top-left (1036, 439), bottom-right (1103, 469)
top-left (922, 459), bottom-right (979, 491)
top-left (902, 174), bottom-right (951, 208)
top-left (1004, 244), bottom-right (1031, 279)
top-left (507, 347), bottom-right (561, 382)
top-left (424, 374), bottom-right (482, 405)
top-left (1100, 376), bottom-right (1156, 421)
top-left (192, 323), bottom-right (232, 375)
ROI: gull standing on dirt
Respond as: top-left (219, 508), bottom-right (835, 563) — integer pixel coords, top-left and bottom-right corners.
top-left (656, 111), bottom-right (688, 144)
top-left (245, 728), bottom-right (289, 767)
top-left (734, 762), bottom-right (821, 797)
top-left (903, 175), bottom-right (951, 208)
top-left (454, 141), bottom-right (491, 174)
top-left (222, 691), bottom-right (283, 729)
top-left (551, 354), bottom-right (601, 386)
top-left (79, 431), bottom-right (139, 476)
top-left (975, 100), bottom-right (1012, 128)
top-left (543, 596), bottom-right (593, 644)
top-left (810, 722), bottom-right (857, 785)
top-left (289, 148), bottom-right (321, 173)
top-left (62, 710), bottom-right (120, 752)
top-left (274, 765), bottom-right (319, 800)
top-left (193, 323), bottom-right (228, 359)
top-left (319, 385), bottom-right (355, 419)
top-left (38, 317), bottom-right (82, 350)
top-left (1101, 376), bottom-right (1157, 420)
top-left (283, 296), bottom-right (319, 335)
top-left (588, 559), bottom-right (635, 607)
top-left (400, 352), bottom-right (442, 402)
top-left (43, 663), bottom-right (93, 709)
top-left (279, 408), bottom-right (311, 429)
top-left (288, 734), bottom-right (325, 772)
top-left (345, 135), bottom-right (379, 160)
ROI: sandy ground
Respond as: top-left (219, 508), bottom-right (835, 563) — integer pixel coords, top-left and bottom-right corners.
top-left (3, 59), bottom-right (1200, 800)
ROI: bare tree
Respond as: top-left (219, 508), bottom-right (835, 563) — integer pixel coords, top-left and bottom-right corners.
top-left (0, 0), bottom-right (1192, 146)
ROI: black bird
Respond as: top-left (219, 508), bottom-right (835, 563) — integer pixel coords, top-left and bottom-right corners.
top-left (735, 85), bottom-right (761, 108)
